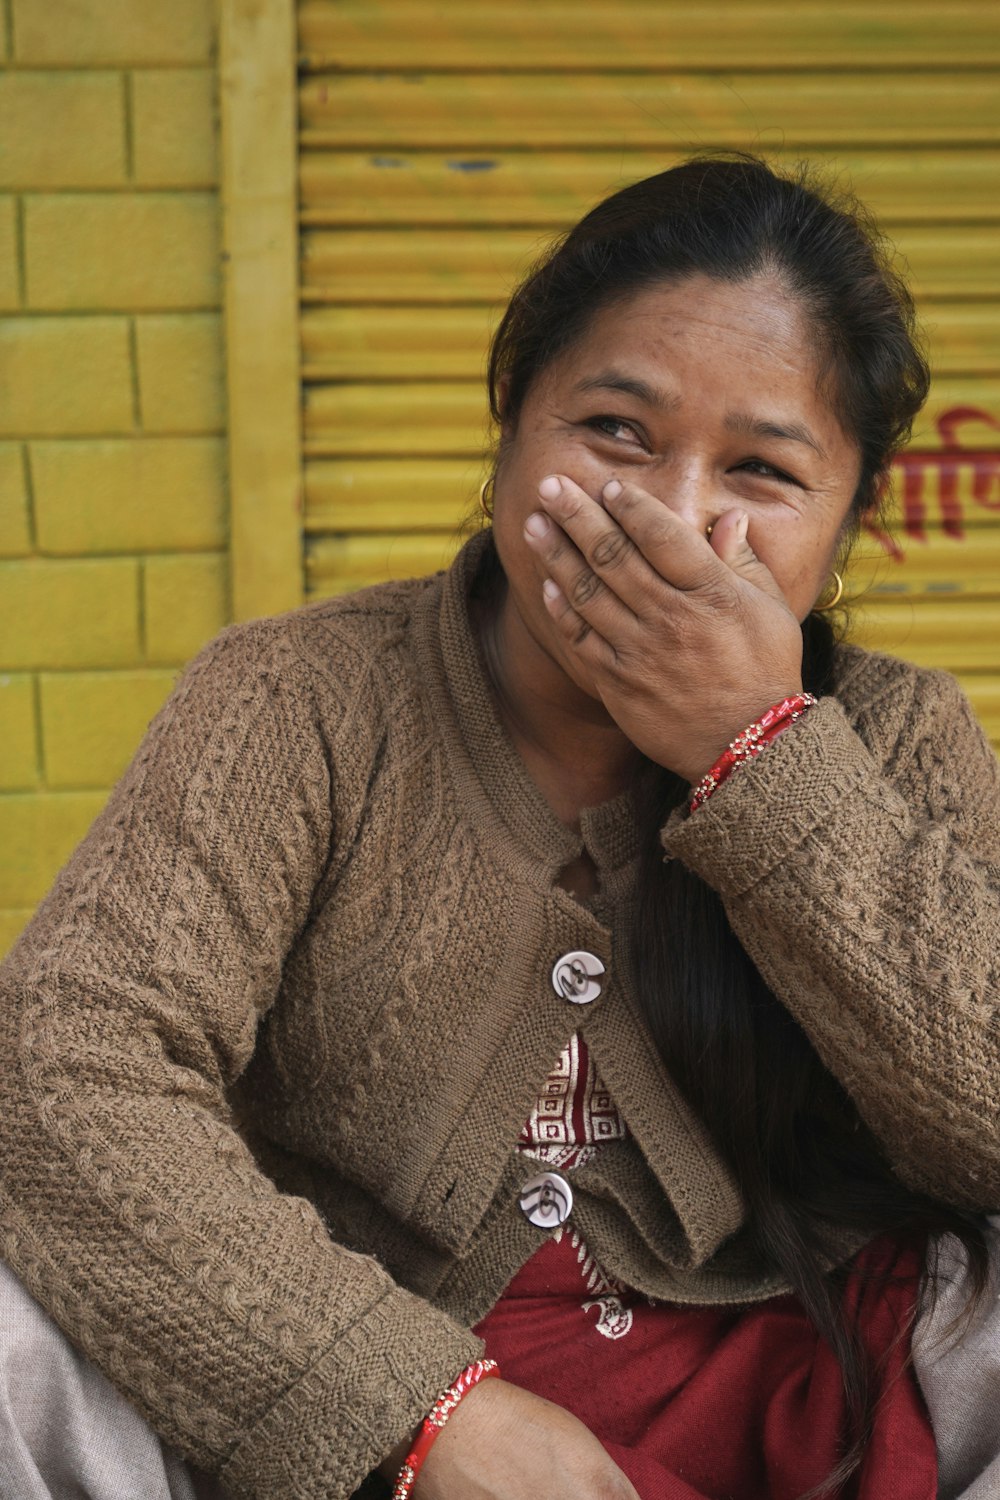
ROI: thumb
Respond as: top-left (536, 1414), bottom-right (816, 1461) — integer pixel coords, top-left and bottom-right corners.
top-left (709, 508), bottom-right (787, 604)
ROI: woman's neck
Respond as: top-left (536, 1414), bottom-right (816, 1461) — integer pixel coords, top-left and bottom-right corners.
top-left (475, 580), bottom-right (639, 827)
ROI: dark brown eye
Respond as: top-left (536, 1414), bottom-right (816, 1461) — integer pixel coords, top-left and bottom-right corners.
top-left (587, 416), bottom-right (644, 445)
top-left (739, 458), bottom-right (799, 485)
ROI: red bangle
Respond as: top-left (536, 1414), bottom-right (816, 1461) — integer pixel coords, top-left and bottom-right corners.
top-left (689, 693), bottom-right (819, 814)
top-left (392, 1358), bottom-right (500, 1499)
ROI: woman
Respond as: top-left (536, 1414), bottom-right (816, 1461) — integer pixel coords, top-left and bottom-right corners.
top-left (0, 155), bottom-right (998, 1500)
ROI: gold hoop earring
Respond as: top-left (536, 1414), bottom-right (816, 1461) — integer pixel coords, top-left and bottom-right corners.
top-left (705, 522), bottom-right (714, 539)
top-left (813, 571), bottom-right (844, 612)
top-left (478, 475), bottom-right (495, 521)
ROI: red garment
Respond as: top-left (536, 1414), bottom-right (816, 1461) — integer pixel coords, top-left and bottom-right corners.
top-left (474, 1230), bottom-right (935, 1500)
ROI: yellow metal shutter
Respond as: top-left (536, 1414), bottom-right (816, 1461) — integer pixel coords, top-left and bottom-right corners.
top-left (296, 1), bottom-right (1000, 749)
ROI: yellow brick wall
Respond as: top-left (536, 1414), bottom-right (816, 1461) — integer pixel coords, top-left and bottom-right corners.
top-left (0, 0), bottom-right (227, 954)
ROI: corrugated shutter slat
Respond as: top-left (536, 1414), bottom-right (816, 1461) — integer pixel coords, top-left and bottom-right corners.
top-left (299, 3), bottom-right (1000, 71)
top-left (300, 151), bottom-right (1000, 227)
top-left (301, 226), bottom-right (1000, 303)
top-left (296, 1), bottom-right (1000, 750)
top-left (300, 73), bottom-right (1000, 149)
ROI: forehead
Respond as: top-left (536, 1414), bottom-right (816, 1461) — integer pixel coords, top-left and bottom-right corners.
top-left (546, 272), bottom-right (832, 417)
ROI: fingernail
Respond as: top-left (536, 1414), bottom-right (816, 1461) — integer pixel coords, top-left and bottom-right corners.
top-left (542, 578), bottom-right (561, 600)
top-left (603, 479), bottom-right (623, 501)
top-left (524, 512), bottom-right (550, 538)
top-left (735, 512), bottom-right (748, 542)
top-left (538, 475), bottom-right (562, 500)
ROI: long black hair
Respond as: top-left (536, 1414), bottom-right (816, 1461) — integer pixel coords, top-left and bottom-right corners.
top-left (486, 154), bottom-right (991, 1491)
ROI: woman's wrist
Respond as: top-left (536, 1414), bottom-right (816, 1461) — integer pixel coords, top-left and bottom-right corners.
top-left (689, 692), bottom-right (819, 813)
top-left (389, 1358), bottom-right (500, 1499)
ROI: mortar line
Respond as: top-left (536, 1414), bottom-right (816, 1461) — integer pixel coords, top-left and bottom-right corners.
top-left (21, 442), bottom-right (38, 551)
top-left (20, 438), bottom-right (44, 792)
top-left (137, 558), bottom-right (148, 660)
top-left (122, 71), bottom-right (136, 182)
top-left (13, 195), bottom-right (26, 306)
top-left (30, 671), bottom-right (46, 789)
top-left (127, 316), bottom-right (143, 430)
top-left (2, 0), bottom-right (14, 62)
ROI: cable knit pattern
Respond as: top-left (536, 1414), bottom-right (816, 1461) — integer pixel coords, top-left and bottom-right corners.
top-left (0, 531), bottom-right (998, 1497)
top-left (662, 655), bottom-right (1000, 1208)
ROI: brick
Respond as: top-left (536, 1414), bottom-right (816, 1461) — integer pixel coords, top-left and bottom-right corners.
top-left (40, 668), bottom-right (176, 788)
top-left (0, 557), bottom-right (140, 669)
top-left (32, 437), bottom-right (226, 554)
top-left (143, 552), bottom-right (228, 665)
top-left (0, 791), bottom-right (107, 906)
top-left (132, 70), bottom-right (218, 188)
top-left (0, 908), bottom-right (35, 958)
top-left (0, 196), bottom-right (20, 309)
top-left (135, 314), bottom-right (225, 432)
top-left (0, 443), bottom-right (31, 555)
top-left (0, 74), bottom-right (125, 188)
top-left (0, 317), bottom-right (133, 436)
top-left (0, 673), bottom-right (39, 790)
top-left (12, 0), bottom-right (213, 64)
top-left (25, 193), bottom-right (220, 312)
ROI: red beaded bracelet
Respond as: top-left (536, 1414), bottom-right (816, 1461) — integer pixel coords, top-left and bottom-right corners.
top-left (392, 1358), bottom-right (500, 1499)
top-left (689, 693), bottom-right (819, 814)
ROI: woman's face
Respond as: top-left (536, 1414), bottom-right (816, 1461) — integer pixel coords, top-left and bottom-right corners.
top-left (491, 272), bottom-right (862, 699)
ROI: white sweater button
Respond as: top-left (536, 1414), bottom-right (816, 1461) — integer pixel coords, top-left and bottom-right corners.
top-left (519, 1171), bottom-right (574, 1228)
top-left (551, 950), bottom-right (605, 1004)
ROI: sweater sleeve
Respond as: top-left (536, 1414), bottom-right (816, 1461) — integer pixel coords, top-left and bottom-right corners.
top-left (660, 666), bottom-right (1000, 1210)
top-left (0, 621), bottom-right (481, 1500)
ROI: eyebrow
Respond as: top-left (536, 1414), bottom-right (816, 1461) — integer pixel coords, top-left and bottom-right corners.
top-left (725, 410), bottom-right (827, 459)
top-left (573, 373), bottom-right (827, 459)
top-left (572, 370), bottom-right (682, 412)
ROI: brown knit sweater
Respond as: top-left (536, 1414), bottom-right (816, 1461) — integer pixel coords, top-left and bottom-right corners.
top-left (1, 531), bottom-right (998, 1499)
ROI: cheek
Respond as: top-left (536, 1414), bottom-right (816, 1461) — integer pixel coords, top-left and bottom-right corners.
top-left (494, 445), bottom-right (548, 527)
top-left (490, 496), bottom-right (547, 613)
top-left (499, 428), bottom-right (612, 511)
top-left (749, 517), bottom-right (843, 610)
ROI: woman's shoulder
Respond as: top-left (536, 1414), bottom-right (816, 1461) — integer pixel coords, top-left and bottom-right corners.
top-left (272, 569), bottom-right (440, 661)
top-left (832, 638), bottom-right (949, 704)
top-left (189, 569), bottom-right (442, 707)
top-left (831, 639), bottom-right (987, 767)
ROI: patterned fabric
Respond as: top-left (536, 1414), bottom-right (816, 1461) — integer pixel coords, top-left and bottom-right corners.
top-left (517, 1034), bottom-right (633, 1337)
top-left (475, 1232), bottom-right (937, 1500)
top-left (518, 1033), bottom-right (627, 1170)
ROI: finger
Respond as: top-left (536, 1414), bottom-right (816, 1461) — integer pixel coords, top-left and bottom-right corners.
top-left (708, 507), bottom-right (789, 606)
top-left (599, 477), bottom-right (725, 595)
top-left (540, 576), bottom-right (619, 666)
top-left (523, 507), bottom-right (637, 634)
top-left (533, 475), bottom-right (658, 614)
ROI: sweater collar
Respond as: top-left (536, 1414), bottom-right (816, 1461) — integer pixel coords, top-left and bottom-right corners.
top-left (415, 531), bottom-right (639, 877)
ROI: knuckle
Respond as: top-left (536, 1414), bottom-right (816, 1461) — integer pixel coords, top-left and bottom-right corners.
top-left (605, 637), bottom-right (632, 671)
top-left (686, 566), bottom-right (731, 608)
top-left (590, 529), bottom-right (631, 570)
top-left (703, 580), bottom-right (736, 613)
top-left (689, 561), bottom-right (721, 591)
top-left (651, 607), bottom-right (690, 648)
top-left (572, 620), bottom-right (592, 647)
top-left (592, 1473), bottom-right (636, 1500)
top-left (569, 568), bottom-right (602, 608)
